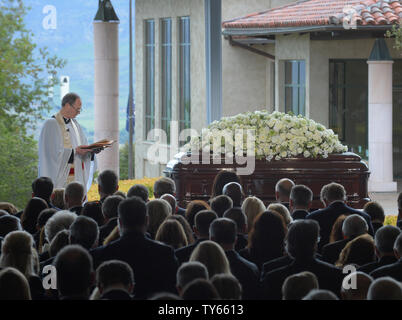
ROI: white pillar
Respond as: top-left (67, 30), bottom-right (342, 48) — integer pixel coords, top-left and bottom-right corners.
top-left (93, 21), bottom-right (119, 177)
top-left (367, 60), bottom-right (397, 192)
top-left (60, 76), bottom-right (70, 101)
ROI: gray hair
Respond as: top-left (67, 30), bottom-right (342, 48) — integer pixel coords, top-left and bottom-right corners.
top-left (69, 216), bottom-right (99, 249)
top-left (102, 195), bottom-right (124, 220)
top-left (394, 233), bottom-right (402, 256)
top-left (302, 289), bottom-right (339, 300)
top-left (282, 271), bottom-right (319, 300)
top-left (342, 214), bottom-right (368, 238)
top-left (275, 178), bottom-right (295, 198)
top-left (65, 182), bottom-right (85, 203)
top-left (290, 185), bottom-right (313, 207)
top-left (320, 182), bottom-right (346, 203)
top-left (45, 210), bottom-right (77, 242)
top-left (61, 92), bottom-right (80, 107)
top-left (375, 225), bottom-right (401, 254)
top-left (153, 177), bottom-right (176, 197)
top-left (367, 277), bottom-right (402, 300)
top-left (176, 261), bottom-right (209, 289)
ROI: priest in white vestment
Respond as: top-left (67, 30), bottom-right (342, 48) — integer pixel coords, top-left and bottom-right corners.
top-left (38, 93), bottom-right (100, 193)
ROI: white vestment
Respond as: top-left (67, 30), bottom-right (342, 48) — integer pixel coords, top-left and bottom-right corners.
top-left (38, 113), bottom-right (97, 192)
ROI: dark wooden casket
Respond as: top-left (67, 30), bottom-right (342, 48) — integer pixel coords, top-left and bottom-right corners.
top-left (163, 152), bottom-right (370, 210)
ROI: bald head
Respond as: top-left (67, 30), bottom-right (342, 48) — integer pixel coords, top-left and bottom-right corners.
top-left (275, 178), bottom-right (295, 203)
top-left (222, 182), bottom-right (243, 207)
top-left (341, 272), bottom-right (373, 300)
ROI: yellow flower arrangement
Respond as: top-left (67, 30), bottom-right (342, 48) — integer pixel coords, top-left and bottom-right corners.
top-left (384, 215), bottom-right (398, 226)
top-left (87, 177), bottom-right (161, 202)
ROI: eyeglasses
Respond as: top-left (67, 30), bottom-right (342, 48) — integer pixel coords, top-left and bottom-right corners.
top-left (70, 103), bottom-right (82, 113)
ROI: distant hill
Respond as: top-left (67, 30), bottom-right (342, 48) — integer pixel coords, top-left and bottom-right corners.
top-left (25, 0), bottom-right (134, 144)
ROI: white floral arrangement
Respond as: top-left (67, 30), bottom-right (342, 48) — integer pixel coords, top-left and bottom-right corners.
top-left (183, 110), bottom-right (348, 161)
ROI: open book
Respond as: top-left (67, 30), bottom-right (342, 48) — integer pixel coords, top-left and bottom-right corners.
top-left (82, 139), bottom-right (116, 150)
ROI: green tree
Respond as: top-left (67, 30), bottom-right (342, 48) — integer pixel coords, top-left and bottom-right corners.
top-left (0, 0), bottom-right (65, 208)
top-left (119, 142), bottom-right (134, 180)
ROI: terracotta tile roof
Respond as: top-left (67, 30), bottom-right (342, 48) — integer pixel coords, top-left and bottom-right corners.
top-left (222, 0), bottom-right (402, 29)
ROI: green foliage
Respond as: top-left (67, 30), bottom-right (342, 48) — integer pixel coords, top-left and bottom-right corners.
top-left (0, 119), bottom-right (37, 209)
top-left (0, 0), bottom-right (66, 131)
top-left (119, 142), bottom-right (134, 180)
top-left (386, 23), bottom-right (402, 50)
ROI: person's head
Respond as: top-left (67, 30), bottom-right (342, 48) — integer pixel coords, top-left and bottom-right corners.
top-left (185, 200), bottom-right (211, 228)
top-left (393, 232), bottom-right (402, 259)
top-left (54, 245), bottom-right (94, 299)
top-left (374, 225), bottom-right (401, 258)
top-left (0, 267), bottom-right (31, 300)
top-left (21, 197), bottom-right (48, 234)
top-left (51, 188), bottom-right (65, 210)
top-left (289, 184), bottom-right (313, 211)
top-left (127, 184), bottom-right (149, 202)
top-left (0, 202), bottom-right (18, 215)
top-left (117, 196), bottom-right (147, 235)
top-left (342, 214), bottom-right (368, 239)
top-left (275, 178), bottom-right (295, 203)
top-left (102, 195), bottom-right (124, 222)
top-left (241, 196), bottom-right (265, 233)
top-left (149, 292), bottom-right (182, 300)
top-left (248, 211), bottom-right (287, 260)
top-left (160, 194), bottom-right (177, 213)
top-left (285, 220), bottom-right (320, 260)
top-left (210, 273), bottom-right (242, 300)
top-left (153, 177), bottom-right (176, 198)
top-left (367, 277), bottom-right (402, 300)
top-left (45, 210), bottom-right (77, 243)
top-left (210, 195), bottom-right (233, 218)
top-left (222, 182), bottom-right (243, 207)
top-left (146, 199), bottom-right (172, 238)
top-left (211, 170), bottom-right (241, 198)
top-left (209, 218), bottom-right (237, 251)
top-left (49, 229), bottom-right (70, 258)
top-left (96, 260), bottom-right (134, 296)
top-left (69, 216), bottom-right (100, 249)
top-left (336, 234), bottom-right (375, 268)
top-left (155, 219), bottom-right (188, 249)
top-left (82, 201), bottom-right (104, 227)
top-left (36, 208), bottom-right (57, 230)
top-left (0, 231), bottom-right (35, 277)
top-left (267, 203), bottom-right (293, 226)
top-left (61, 92), bottom-right (82, 118)
top-left (114, 191), bottom-right (126, 199)
top-left (189, 240), bottom-right (231, 278)
top-left (341, 272), bottom-right (373, 300)
top-left (97, 170), bottom-right (119, 199)
top-left (320, 182), bottom-right (347, 206)
top-left (397, 192), bottom-right (402, 215)
top-left (0, 215), bottom-right (22, 238)
top-left (302, 289), bottom-right (339, 300)
top-left (363, 201), bottom-right (385, 224)
top-left (181, 279), bottom-right (220, 300)
top-left (194, 210), bottom-right (218, 239)
top-left (282, 271), bottom-right (319, 300)
top-left (64, 182), bottom-right (85, 208)
top-left (329, 214), bottom-right (347, 243)
top-left (223, 207), bottom-right (247, 234)
top-left (168, 215), bottom-right (195, 244)
top-left (176, 261), bottom-right (209, 295)
top-left (32, 177), bottom-right (54, 203)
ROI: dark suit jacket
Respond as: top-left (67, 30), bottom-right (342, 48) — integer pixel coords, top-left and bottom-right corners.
top-left (306, 201), bottom-right (374, 250)
top-left (358, 255), bottom-right (398, 274)
top-left (235, 233), bottom-right (248, 252)
top-left (91, 230), bottom-right (179, 299)
top-left (176, 207), bottom-right (186, 216)
top-left (260, 258), bottom-right (344, 300)
top-left (69, 206), bottom-right (83, 215)
top-left (100, 289), bottom-right (133, 300)
top-left (99, 217), bottom-right (118, 244)
top-left (321, 238), bottom-right (352, 265)
top-left (291, 209), bottom-right (309, 220)
top-left (370, 259), bottom-right (402, 281)
top-left (225, 250), bottom-right (260, 300)
top-left (175, 238), bottom-right (207, 265)
top-left (372, 222), bottom-right (383, 235)
top-left (261, 255), bottom-right (294, 280)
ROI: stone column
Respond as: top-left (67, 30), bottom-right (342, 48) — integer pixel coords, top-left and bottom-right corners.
top-left (367, 39), bottom-right (397, 192)
top-left (93, 1), bottom-right (120, 177)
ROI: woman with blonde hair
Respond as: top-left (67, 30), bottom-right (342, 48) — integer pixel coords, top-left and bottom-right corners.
top-left (329, 214), bottom-right (347, 243)
top-left (51, 188), bottom-right (65, 210)
top-left (0, 202), bottom-right (18, 215)
top-left (241, 196), bottom-right (266, 233)
top-left (168, 215), bottom-right (195, 245)
top-left (155, 219), bottom-right (188, 249)
top-left (189, 240), bottom-right (231, 278)
top-left (146, 199), bottom-right (172, 239)
top-left (336, 234), bottom-right (376, 268)
top-left (267, 203), bottom-right (293, 226)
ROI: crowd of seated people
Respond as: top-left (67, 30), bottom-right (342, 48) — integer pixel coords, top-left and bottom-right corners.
top-left (0, 170), bottom-right (401, 301)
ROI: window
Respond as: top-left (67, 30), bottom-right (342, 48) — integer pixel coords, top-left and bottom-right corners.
top-left (161, 18), bottom-right (172, 144)
top-left (179, 17), bottom-right (191, 136)
top-left (284, 60), bottom-right (305, 116)
top-left (145, 19), bottom-right (155, 139)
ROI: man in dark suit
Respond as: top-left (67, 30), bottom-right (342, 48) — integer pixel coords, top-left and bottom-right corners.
top-left (362, 201), bottom-right (385, 235)
top-left (99, 195), bottom-right (124, 244)
top-left (64, 182), bottom-right (85, 215)
top-left (223, 207), bottom-right (248, 251)
top-left (359, 225), bottom-right (400, 274)
top-left (210, 195), bottom-right (233, 218)
top-left (370, 233), bottom-right (402, 281)
top-left (289, 184), bottom-right (313, 220)
top-left (274, 178), bottom-right (295, 210)
top-left (91, 196), bottom-right (179, 299)
top-left (322, 214), bottom-right (368, 265)
top-left (260, 220), bottom-right (344, 300)
top-left (97, 170), bottom-right (119, 204)
top-left (153, 177), bottom-right (185, 214)
top-left (127, 184), bottom-right (149, 202)
top-left (222, 182), bottom-right (243, 208)
top-left (306, 182), bottom-right (374, 251)
top-left (210, 218), bottom-right (260, 300)
top-left (175, 210), bottom-right (217, 264)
